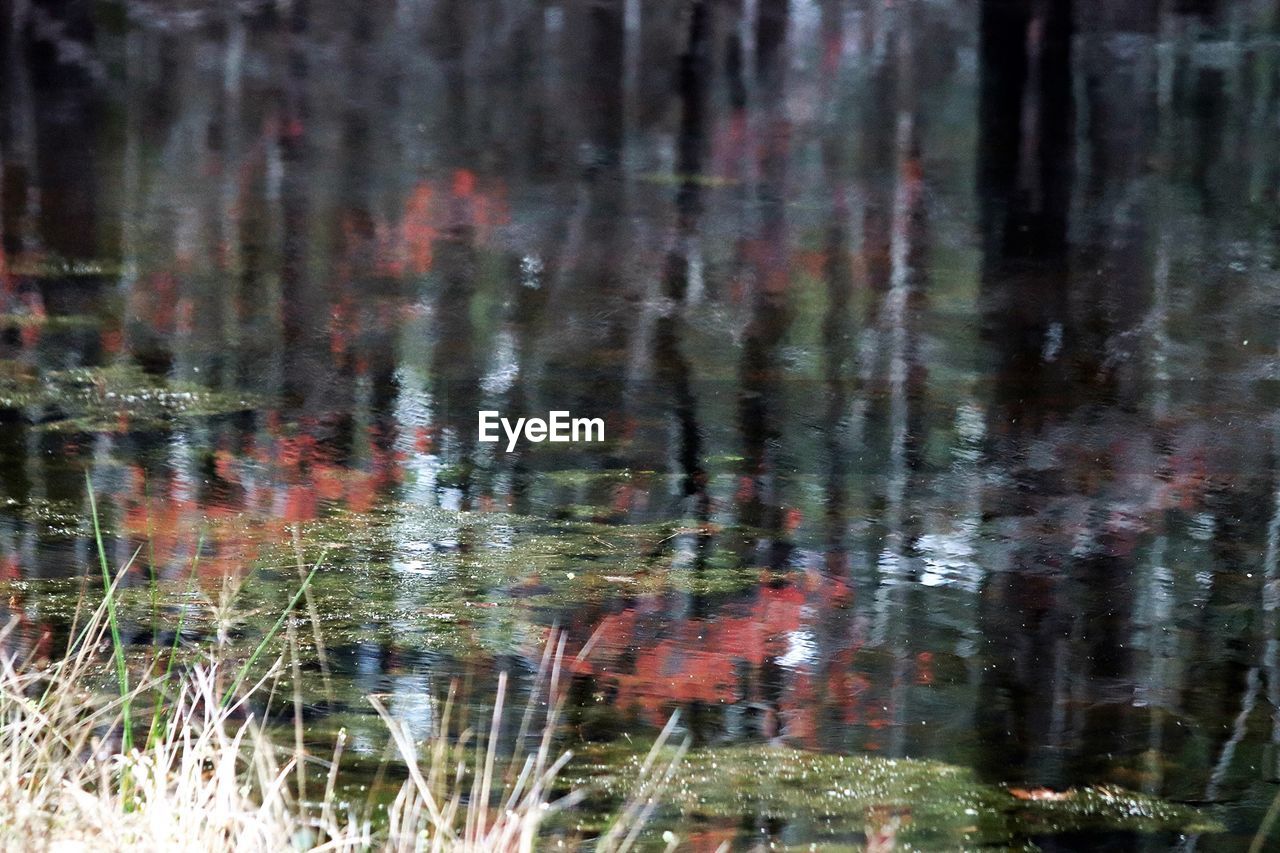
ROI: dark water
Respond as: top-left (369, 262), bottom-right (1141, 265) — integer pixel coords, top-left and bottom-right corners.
top-left (3, 0), bottom-right (1280, 848)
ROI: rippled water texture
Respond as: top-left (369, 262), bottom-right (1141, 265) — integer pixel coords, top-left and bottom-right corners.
top-left (3, 0), bottom-right (1280, 848)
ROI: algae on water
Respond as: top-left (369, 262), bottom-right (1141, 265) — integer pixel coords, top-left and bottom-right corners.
top-left (566, 744), bottom-right (1220, 849)
top-left (0, 361), bottom-right (256, 432)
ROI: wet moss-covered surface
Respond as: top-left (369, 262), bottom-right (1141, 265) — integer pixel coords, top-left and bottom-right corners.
top-left (564, 745), bottom-right (1219, 849)
top-left (0, 361), bottom-right (257, 431)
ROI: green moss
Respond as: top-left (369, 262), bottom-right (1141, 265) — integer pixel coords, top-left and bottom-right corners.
top-left (564, 744), bottom-right (1220, 849)
top-left (0, 313), bottom-right (100, 330)
top-left (0, 361), bottom-right (256, 431)
top-left (537, 468), bottom-right (651, 489)
top-left (4, 256), bottom-right (123, 278)
top-left (638, 172), bottom-right (740, 188)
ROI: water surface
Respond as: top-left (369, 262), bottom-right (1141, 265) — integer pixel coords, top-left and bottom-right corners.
top-left (3, 0), bottom-right (1280, 848)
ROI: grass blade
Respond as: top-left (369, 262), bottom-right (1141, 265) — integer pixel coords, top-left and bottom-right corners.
top-left (221, 555), bottom-right (324, 708)
top-left (87, 473), bottom-right (133, 754)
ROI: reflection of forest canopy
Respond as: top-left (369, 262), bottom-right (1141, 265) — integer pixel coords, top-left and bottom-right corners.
top-left (2, 0), bottom-right (1280, 844)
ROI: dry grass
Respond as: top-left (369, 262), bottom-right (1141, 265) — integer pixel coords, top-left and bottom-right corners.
top-left (0, 587), bottom-right (684, 852)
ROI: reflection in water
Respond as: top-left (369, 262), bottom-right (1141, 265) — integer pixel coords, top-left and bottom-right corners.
top-left (4, 0), bottom-right (1280, 847)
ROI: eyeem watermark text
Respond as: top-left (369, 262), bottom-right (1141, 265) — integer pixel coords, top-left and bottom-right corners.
top-left (478, 411), bottom-right (604, 452)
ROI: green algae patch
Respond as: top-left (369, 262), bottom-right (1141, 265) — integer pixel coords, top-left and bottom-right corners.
top-left (0, 362), bottom-right (256, 431)
top-left (565, 744), bottom-right (1220, 849)
top-left (1009, 784), bottom-right (1219, 836)
top-left (274, 503), bottom-right (756, 608)
top-left (0, 496), bottom-right (95, 538)
top-left (538, 468), bottom-right (652, 488)
top-left (0, 313), bottom-right (100, 331)
top-left (1, 500), bottom-right (777, 673)
top-left (638, 171), bottom-right (740, 188)
top-left (3, 255), bottom-right (122, 278)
